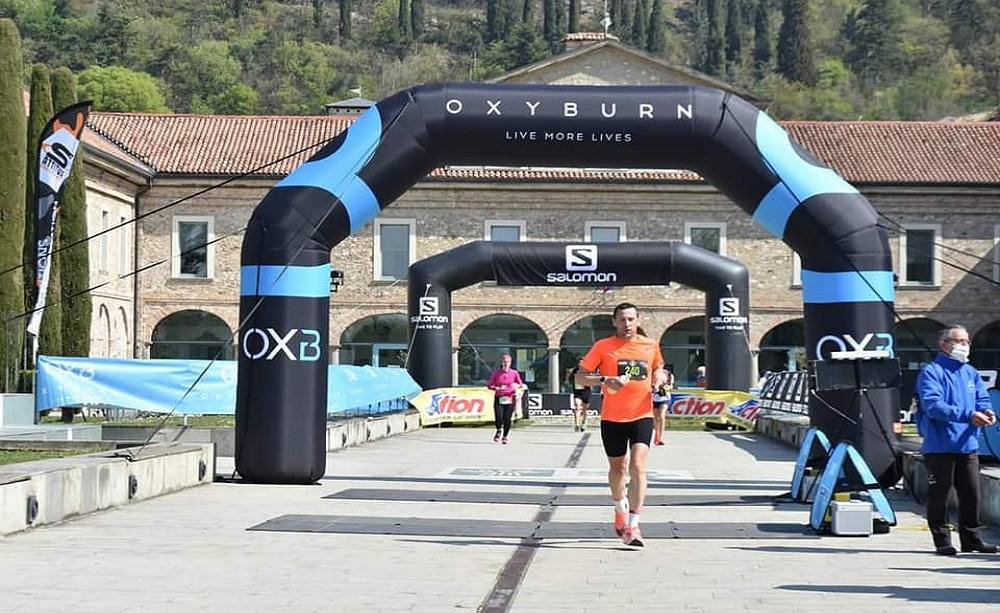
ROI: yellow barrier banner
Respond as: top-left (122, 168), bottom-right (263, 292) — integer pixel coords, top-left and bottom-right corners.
top-left (412, 387), bottom-right (496, 426)
top-left (666, 389), bottom-right (761, 429)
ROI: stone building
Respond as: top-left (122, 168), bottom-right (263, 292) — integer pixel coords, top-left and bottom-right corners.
top-left (78, 34), bottom-right (1000, 393)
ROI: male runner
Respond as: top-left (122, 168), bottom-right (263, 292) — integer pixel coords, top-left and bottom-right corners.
top-left (577, 302), bottom-right (668, 547)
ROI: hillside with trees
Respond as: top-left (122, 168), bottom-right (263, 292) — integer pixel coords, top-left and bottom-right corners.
top-left (1, 0), bottom-right (997, 119)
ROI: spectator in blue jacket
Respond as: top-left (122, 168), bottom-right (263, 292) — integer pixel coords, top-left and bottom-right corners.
top-left (916, 324), bottom-right (997, 556)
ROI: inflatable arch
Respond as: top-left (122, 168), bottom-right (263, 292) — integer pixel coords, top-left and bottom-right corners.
top-left (236, 83), bottom-right (899, 486)
top-left (407, 240), bottom-right (752, 392)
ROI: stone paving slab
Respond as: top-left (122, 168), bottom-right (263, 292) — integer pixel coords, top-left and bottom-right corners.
top-left (1, 426), bottom-right (998, 613)
top-left (324, 487), bottom-right (782, 507)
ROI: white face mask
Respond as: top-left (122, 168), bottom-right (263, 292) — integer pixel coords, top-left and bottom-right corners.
top-left (949, 344), bottom-right (970, 363)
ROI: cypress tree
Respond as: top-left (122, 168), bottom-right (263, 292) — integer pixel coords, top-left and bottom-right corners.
top-left (631, 0), bottom-right (649, 48)
top-left (947, 0), bottom-right (982, 52)
top-left (0, 19), bottom-right (27, 392)
top-left (555, 0), bottom-right (567, 36)
top-left (487, 0), bottom-right (502, 42)
top-left (701, 0), bottom-right (724, 75)
top-left (24, 63), bottom-right (62, 360)
top-left (398, 0), bottom-right (411, 41)
top-left (725, 0), bottom-right (743, 68)
top-left (777, 0), bottom-right (817, 85)
top-left (647, 0), bottom-right (667, 54)
top-left (611, 0), bottom-right (630, 37)
top-left (411, 0), bottom-right (423, 36)
top-left (569, 0), bottom-right (580, 33)
top-left (753, 0), bottom-right (772, 71)
top-left (51, 67), bottom-right (90, 360)
top-left (313, 0), bottom-right (325, 30)
top-left (338, 0), bottom-right (352, 41)
top-left (843, 0), bottom-right (904, 89)
top-left (543, 0), bottom-right (557, 44)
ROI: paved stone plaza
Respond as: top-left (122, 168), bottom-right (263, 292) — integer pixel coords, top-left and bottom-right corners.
top-left (2, 425), bottom-right (998, 613)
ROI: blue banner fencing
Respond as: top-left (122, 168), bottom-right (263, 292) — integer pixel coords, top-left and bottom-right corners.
top-left (35, 356), bottom-right (422, 416)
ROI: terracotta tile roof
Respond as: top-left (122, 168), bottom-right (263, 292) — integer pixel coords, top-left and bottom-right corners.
top-left (88, 113), bottom-right (354, 176)
top-left (82, 129), bottom-right (154, 175)
top-left (785, 121), bottom-right (1000, 185)
top-left (86, 112), bottom-right (1000, 186)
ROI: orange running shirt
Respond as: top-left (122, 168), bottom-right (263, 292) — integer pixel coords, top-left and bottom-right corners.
top-left (579, 335), bottom-right (664, 423)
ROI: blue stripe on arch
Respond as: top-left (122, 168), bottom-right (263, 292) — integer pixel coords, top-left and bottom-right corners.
top-left (276, 108), bottom-right (383, 233)
top-left (751, 113), bottom-right (859, 239)
top-left (801, 270), bottom-right (895, 304)
top-left (240, 264), bottom-right (331, 298)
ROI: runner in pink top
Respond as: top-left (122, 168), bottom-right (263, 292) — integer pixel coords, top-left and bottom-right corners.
top-left (487, 354), bottom-right (525, 444)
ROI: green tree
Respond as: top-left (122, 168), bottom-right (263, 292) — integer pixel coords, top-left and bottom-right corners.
top-left (313, 0), bottom-right (325, 30)
top-left (487, 0), bottom-right (502, 42)
top-left (24, 63), bottom-right (62, 359)
top-left (777, 0), bottom-right (817, 85)
top-left (252, 40), bottom-right (347, 115)
top-left (398, 0), bottom-right (412, 42)
top-left (842, 0), bottom-right (904, 90)
top-left (521, 0), bottom-right (532, 24)
top-left (946, 0), bottom-right (983, 52)
top-left (647, 0), bottom-right (667, 54)
top-left (0, 19), bottom-right (27, 391)
top-left (77, 65), bottom-right (170, 112)
top-left (698, 0), bottom-right (725, 75)
top-left (482, 21), bottom-right (547, 73)
top-left (367, 0), bottom-right (409, 59)
top-left (893, 51), bottom-right (975, 119)
top-left (164, 40), bottom-right (249, 113)
top-left (51, 67), bottom-right (89, 362)
top-left (725, 0), bottom-right (743, 68)
top-left (612, 0), bottom-right (631, 38)
top-left (753, 0), bottom-right (772, 71)
top-left (555, 0), bottom-right (567, 36)
top-left (339, 0), bottom-right (352, 41)
top-left (569, 0), bottom-right (580, 33)
top-left (411, 0), bottom-right (424, 36)
top-left (543, 0), bottom-right (557, 43)
top-left (631, 0), bottom-right (649, 48)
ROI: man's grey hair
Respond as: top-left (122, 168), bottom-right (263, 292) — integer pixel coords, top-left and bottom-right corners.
top-left (938, 325), bottom-right (968, 343)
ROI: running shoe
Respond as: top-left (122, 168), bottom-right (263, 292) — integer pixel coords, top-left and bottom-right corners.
top-left (622, 525), bottom-right (645, 547)
top-left (493, 432), bottom-right (501, 443)
top-left (614, 511), bottom-right (628, 538)
top-left (654, 438), bottom-right (665, 446)
top-left (502, 437), bottom-right (508, 444)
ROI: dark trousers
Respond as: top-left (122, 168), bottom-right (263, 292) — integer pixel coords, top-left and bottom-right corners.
top-left (924, 452), bottom-right (984, 548)
top-left (494, 399), bottom-right (516, 436)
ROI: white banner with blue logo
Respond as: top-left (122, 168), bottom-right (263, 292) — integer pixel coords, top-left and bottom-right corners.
top-left (35, 356), bottom-right (422, 415)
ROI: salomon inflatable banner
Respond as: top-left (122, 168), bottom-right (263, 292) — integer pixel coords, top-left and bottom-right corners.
top-left (407, 240), bottom-right (751, 393)
top-left (237, 84), bottom-right (896, 485)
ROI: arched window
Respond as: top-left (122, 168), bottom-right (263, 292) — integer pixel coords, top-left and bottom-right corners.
top-left (459, 314), bottom-right (548, 390)
top-left (894, 317), bottom-right (944, 370)
top-left (972, 321), bottom-right (1000, 371)
top-left (558, 315), bottom-right (616, 392)
top-left (758, 319), bottom-right (805, 376)
top-left (150, 310), bottom-right (233, 360)
top-left (339, 313), bottom-right (408, 367)
top-left (659, 317), bottom-right (707, 387)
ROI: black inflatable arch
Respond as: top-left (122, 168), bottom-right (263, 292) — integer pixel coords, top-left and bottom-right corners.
top-left (407, 241), bottom-right (752, 392)
top-left (236, 83), bottom-right (898, 486)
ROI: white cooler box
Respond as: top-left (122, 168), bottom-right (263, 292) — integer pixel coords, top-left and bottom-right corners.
top-left (831, 500), bottom-right (873, 536)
